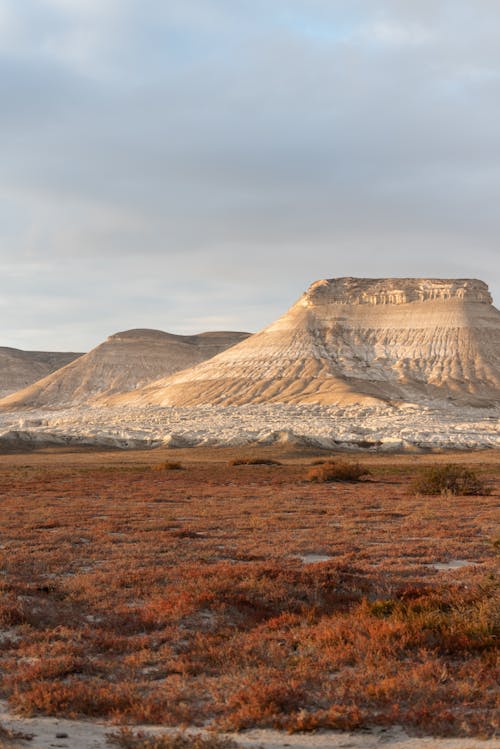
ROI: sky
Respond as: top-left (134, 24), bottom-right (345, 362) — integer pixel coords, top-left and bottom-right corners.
top-left (1, 0), bottom-right (499, 351)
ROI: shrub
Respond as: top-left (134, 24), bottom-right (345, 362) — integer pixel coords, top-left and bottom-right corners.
top-left (0, 596), bottom-right (28, 627)
top-left (106, 729), bottom-right (237, 749)
top-left (410, 464), bottom-right (490, 496)
top-left (306, 461), bottom-right (370, 483)
top-left (153, 462), bottom-right (183, 471)
top-left (229, 458), bottom-right (281, 466)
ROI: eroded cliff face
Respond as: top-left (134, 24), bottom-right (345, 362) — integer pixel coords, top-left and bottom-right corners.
top-left (302, 277), bottom-right (493, 306)
top-left (120, 278), bottom-right (500, 408)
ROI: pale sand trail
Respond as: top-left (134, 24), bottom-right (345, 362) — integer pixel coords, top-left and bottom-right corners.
top-left (1, 705), bottom-right (498, 749)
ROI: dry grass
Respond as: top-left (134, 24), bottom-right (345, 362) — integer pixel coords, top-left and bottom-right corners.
top-left (107, 729), bottom-right (237, 749)
top-left (229, 458), bottom-right (282, 466)
top-left (410, 464), bottom-right (491, 496)
top-left (0, 451), bottom-right (498, 738)
top-left (152, 462), bottom-right (184, 471)
top-left (307, 460), bottom-right (370, 482)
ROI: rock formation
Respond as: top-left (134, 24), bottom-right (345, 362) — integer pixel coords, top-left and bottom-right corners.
top-left (0, 347), bottom-right (82, 399)
top-left (118, 278), bottom-right (500, 408)
top-left (0, 329), bottom-right (249, 410)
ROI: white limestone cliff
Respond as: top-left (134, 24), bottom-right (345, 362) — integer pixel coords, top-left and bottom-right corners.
top-left (117, 278), bottom-right (500, 408)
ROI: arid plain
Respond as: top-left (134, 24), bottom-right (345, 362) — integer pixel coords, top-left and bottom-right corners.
top-left (1, 278), bottom-right (499, 747)
top-left (0, 445), bottom-right (498, 748)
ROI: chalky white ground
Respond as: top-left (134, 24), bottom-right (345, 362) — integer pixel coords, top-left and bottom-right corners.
top-left (0, 401), bottom-right (498, 450)
top-left (1, 702), bottom-right (499, 749)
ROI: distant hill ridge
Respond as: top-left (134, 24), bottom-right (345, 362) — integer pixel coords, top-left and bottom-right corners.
top-left (0, 328), bottom-right (250, 409)
top-left (0, 347), bottom-right (82, 399)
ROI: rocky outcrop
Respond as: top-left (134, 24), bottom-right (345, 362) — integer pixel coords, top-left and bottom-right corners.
top-left (0, 329), bottom-right (250, 410)
top-left (304, 277), bottom-right (493, 305)
top-left (118, 278), bottom-right (500, 408)
top-left (0, 347), bottom-right (82, 399)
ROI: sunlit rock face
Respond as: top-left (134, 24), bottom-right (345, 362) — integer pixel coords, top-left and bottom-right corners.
top-left (0, 329), bottom-right (250, 410)
top-left (120, 278), bottom-right (500, 408)
top-left (304, 277), bottom-right (493, 305)
top-left (0, 348), bottom-right (82, 399)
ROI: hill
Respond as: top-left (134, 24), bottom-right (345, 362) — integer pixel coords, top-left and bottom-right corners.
top-left (0, 347), bottom-right (82, 399)
top-left (117, 278), bottom-right (500, 408)
top-left (0, 329), bottom-right (249, 409)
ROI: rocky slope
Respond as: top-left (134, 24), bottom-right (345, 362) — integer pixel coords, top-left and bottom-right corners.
top-left (0, 347), bottom-right (82, 399)
top-left (0, 329), bottom-right (249, 409)
top-left (117, 278), bottom-right (500, 408)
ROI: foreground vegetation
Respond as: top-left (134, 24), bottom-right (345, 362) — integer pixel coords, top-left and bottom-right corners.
top-left (0, 450), bottom-right (498, 738)
top-left (410, 463), bottom-right (491, 496)
top-left (107, 729), bottom-right (238, 749)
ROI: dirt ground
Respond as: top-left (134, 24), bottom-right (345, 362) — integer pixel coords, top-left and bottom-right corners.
top-left (0, 443), bottom-right (498, 467)
top-left (1, 702), bottom-right (500, 749)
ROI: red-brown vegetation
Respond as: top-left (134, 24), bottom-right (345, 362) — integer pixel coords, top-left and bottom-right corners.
top-left (229, 458), bottom-right (281, 466)
top-left (306, 460), bottom-right (370, 482)
top-left (153, 462), bottom-right (184, 471)
top-left (410, 463), bottom-right (491, 496)
top-left (0, 450), bottom-right (498, 738)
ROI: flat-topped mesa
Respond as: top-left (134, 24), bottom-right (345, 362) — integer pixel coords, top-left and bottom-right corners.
top-left (116, 276), bottom-right (500, 410)
top-left (303, 278), bottom-right (493, 307)
top-left (105, 329), bottom-right (248, 343)
top-left (106, 329), bottom-right (180, 341)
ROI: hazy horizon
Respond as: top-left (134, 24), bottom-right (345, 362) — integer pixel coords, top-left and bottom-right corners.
top-left (1, 1), bottom-right (499, 350)
top-left (2, 274), bottom-right (499, 354)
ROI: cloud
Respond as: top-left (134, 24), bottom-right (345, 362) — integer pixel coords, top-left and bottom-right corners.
top-left (0, 1), bottom-right (499, 349)
top-left (366, 20), bottom-right (434, 46)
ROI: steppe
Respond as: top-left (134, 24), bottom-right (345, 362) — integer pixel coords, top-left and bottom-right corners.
top-left (0, 445), bottom-right (498, 748)
top-left (0, 278), bottom-right (498, 747)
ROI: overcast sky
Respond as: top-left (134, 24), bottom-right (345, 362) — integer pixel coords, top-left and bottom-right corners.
top-left (1, 0), bottom-right (499, 350)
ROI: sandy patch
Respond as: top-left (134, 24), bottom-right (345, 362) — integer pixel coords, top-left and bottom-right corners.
top-left (428, 559), bottom-right (481, 571)
top-left (298, 554), bottom-right (333, 564)
top-left (1, 704), bottom-right (499, 749)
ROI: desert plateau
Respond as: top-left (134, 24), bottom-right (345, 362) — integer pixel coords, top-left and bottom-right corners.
top-left (0, 278), bottom-right (498, 452)
top-left (0, 277), bottom-right (499, 748)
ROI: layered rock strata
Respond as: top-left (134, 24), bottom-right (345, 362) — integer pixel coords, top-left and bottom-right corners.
top-left (119, 278), bottom-right (500, 408)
